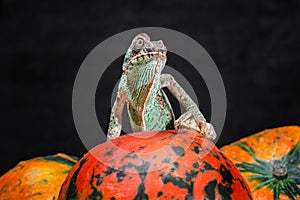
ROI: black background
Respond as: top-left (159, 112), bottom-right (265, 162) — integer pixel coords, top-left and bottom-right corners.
top-left (1, 0), bottom-right (300, 175)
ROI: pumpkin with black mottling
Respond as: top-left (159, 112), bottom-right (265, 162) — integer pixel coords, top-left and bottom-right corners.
top-left (221, 126), bottom-right (300, 200)
top-left (58, 130), bottom-right (252, 200)
top-left (0, 153), bottom-right (78, 200)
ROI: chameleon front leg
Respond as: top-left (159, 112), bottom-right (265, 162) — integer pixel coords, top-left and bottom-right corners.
top-left (107, 90), bottom-right (127, 140)
top-left (160, 74), bottom-right (217, 140)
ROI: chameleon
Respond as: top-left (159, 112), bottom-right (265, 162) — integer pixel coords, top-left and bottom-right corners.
top-left (107, 33), bottom-right (216, 141)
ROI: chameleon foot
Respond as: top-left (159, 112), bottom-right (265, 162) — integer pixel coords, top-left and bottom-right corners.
top-left (174, 112), bottom-right (217, 140)
top-left (198, 121), bottom-right (217, 140)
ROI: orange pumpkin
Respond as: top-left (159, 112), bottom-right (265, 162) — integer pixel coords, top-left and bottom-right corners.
top-left (0, 153), bottom-right (78, 200)
top-left (58, 130), bottom-right (252, 199)
top-left (221, 126), bottom-right (300, 200)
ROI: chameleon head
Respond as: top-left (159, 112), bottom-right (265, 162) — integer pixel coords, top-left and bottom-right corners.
top-left (122, 33), bottom-right (167, 71)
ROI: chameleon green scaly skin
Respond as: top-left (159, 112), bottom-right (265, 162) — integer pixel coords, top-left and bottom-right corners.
top-left (107, 33), bottom-right (216, 140)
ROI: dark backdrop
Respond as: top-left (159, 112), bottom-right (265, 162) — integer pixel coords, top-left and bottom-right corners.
top-left (1, 0), bottom-right (300, 175)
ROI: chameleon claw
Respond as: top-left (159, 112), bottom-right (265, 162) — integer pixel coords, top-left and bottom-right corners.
top-left (199, 121), bottom-right (217, 140)
top-left (174, 112), bottom-right (216, 140)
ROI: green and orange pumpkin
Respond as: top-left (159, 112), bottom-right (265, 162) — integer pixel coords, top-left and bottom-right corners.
top-left (0, 153), bottom-right (78, 200)
top-left (58, 130), bottom-right (252, 200)
top-left (221, 126), bottom-right (300, 200)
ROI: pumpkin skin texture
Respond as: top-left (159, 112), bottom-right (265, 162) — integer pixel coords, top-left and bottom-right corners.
top-left (0, 153), bottom-right (78, 200)
top-left (220, 126), bottom-right (300, 200)
top-left (58, 130), bottom-right (252, 200)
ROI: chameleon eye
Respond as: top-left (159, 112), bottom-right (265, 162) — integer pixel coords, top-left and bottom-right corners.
top-left (134, 38), bottom-right (144, 49)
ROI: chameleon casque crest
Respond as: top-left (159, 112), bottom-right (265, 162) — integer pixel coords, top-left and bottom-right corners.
top-left (108, 33), bottom-right (216, 140)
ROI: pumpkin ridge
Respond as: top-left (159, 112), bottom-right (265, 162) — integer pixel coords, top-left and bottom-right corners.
top-left (235, 142), bottom-right (256, 157)
top-left (282, 141), bottom-right (300, 167)
top-left (40, 155), bottom-right (78, 166)
top-left (63, 158), bottom-right (87, 200)
top-left (235, 143), bottom-right (270, 167)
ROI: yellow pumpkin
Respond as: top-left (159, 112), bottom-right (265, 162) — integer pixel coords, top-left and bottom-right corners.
top-left (221, 126), bottom-right (300, 200)
top-left (0, 153), bottom-right (77, 200)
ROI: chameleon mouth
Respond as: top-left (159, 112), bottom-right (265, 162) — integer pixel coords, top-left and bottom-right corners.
top-left (123, 52), bottom-right (166, 71)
